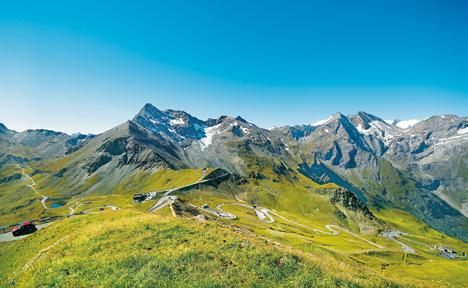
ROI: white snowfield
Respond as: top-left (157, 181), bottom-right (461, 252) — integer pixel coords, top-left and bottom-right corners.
top-left (169, 118), bottom-right (186, 125)
top-left (393, 119), bottom-right (420, 129)
top-left (384, 119), bottom-right (421, 129)
top-left (198, 123), bottom-right (222, 150)
top-left (395, 119), bottom-right (420, 129)
top-left (356, 121), bottom-right (395, 145)
top-left (198, 121), bottom-right (251, 150)
top-left (435, 133), bottom-right (468, 146)
top-left (457, 127), bottom-right (468, 135)
top-left (312, 116), bottom-right (333, 126)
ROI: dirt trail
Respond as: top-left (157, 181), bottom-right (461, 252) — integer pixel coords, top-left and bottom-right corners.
top-left (20, 236), bottom-right (69, 273)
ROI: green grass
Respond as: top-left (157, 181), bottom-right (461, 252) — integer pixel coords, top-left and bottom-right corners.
top-left (1, 163), bottom-right (467, 287)
top-left (0, 166), bottom-right (208, 226)
top-left (0, 210), bottom-right (403, 288)
top-left (177, 181), bottom-right (468, 287)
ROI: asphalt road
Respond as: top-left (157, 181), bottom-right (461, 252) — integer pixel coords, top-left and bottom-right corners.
top-left (0, 223), bottom-right (53, 242)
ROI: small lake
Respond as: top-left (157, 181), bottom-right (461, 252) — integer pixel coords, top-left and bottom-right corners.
top-left (50, 202), bottom-right (65, 208)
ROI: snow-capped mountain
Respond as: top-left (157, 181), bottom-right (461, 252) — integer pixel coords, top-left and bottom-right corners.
top-left (132, 103), bottom-right (207, 146)
top-left (1, 104), bottom-right (466, 240)
top-left (385, 119), bottom-right (421, 129)
top-left (276, 111), bottom-right (467, 219)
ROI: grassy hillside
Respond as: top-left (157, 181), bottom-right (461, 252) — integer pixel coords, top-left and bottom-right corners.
top-left (1, 210), bottom-right (403, 288)
top-left (1, 163), bottom-right (467, 287)
top-left (0, 165), bottom-right (207, 226)
top-left (182, 188), bottom-right (468, 287)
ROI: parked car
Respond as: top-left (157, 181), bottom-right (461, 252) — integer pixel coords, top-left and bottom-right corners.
top-left (11, 221), bottom-right (37, 237)
top-left (133, 194), bottom-right (147, 203)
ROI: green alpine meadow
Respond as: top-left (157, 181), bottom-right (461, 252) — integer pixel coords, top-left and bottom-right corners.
top-left (1, 1), bottom-right (467, 287)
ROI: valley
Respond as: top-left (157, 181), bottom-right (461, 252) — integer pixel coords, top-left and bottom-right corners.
top-left (0, 104), bottom-right (467, 287)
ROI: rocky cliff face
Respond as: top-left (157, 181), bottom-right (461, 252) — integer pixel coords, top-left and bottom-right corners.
top-left (383, 115), bottom-right (468, 216)
top-left (272, 111), bottom-right (467, 240)
top-left (329, 188), bottom-right (383, 234)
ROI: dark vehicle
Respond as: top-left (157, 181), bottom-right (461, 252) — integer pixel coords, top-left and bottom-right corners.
top-left (11, 221), bottom-right (37, 237)
top-left (133, 194), bottom-right (147, 203)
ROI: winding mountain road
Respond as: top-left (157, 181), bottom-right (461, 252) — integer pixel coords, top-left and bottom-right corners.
top-left (380, 231), bottom-right (415, 253)
top-left (143, 171), bottom-right (414, 253)
top-left (17, 165), bottom-right (49, 209)
top-left (0, 201), bottom-right (120, 242)
top-left (148, 196), bottom-right (177, 212)
top-left (214, 202), bottom-right (385, 249)
top-left (147, 171), bottom-right (231, 212)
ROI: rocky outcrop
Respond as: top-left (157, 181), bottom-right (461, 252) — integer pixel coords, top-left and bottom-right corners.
top-left (329, 188), bottom-right (382, 234)
top-left (330, 188), bottom-right (376, 220)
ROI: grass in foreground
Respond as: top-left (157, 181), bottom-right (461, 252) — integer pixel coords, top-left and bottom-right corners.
top-left (0, 209), bottom-right (405, 288)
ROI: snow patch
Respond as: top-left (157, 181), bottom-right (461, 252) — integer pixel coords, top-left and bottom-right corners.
top-left (240, 126), bottom-right (250, 134)
top-left (198, 123), bottom-right (222, 150)
top-left (169, 118), bottom-right (186, 125)
top-left (312, 116), bottom-right (332, 126)
top-left (395, 119), bottom-right (420, 129)
top-left (457, 127), bottom-right (468, 135)
top-left (356, 125), bottom-right (367, 134)
top-left (436, 134), bottom-right (468, 146)
top-left (355, 121), bottom-right (394, 145)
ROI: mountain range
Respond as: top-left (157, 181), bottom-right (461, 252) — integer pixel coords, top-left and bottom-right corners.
top-left (0, 103), bottom-right (467, 241)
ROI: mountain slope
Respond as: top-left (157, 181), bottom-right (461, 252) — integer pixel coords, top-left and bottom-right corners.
top-left (0, 105), bottom-right (466, 241)
top-left (0, 123), bottom-right (94, 164)
top-left (0, 105), bottom-right (467, 287)
top-left (0, 211), bottom-right (407, 288)
top-left (273, 112), bottom-right (467, 240)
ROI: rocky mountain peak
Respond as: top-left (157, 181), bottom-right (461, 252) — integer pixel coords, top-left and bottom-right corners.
top-left (132, 103), bottom-right (207, 143)
top-left (0, 123), bottom-right (9, 134)
top-left (325, 113), bottom-right (365, 141)
top-left (207, 115), bottom-right (248, 127)
top-left (330, 112), bottom-right (347, 122)
top-left (353, 112), bottom-right (387, 129)
top-left (23, 129), bottom-right (64, 137)
top-left (138, 103), bottom-right (165, 119)
top-left (235, 116), bottom-right (248, 123)
top-left (409, 114), bottom-right (467, 138)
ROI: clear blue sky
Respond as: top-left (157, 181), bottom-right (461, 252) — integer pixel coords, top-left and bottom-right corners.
top-left (0, 0), bottom-right (467, 133)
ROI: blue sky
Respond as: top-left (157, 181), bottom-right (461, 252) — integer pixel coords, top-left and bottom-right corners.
top-left (0, 0), bottom-right (467, 133)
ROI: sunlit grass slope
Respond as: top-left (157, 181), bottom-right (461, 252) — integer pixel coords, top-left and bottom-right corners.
top-left (0, 166), bottom-right (207, 226)
top-left (0, 210), bottom-right (403, 288)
